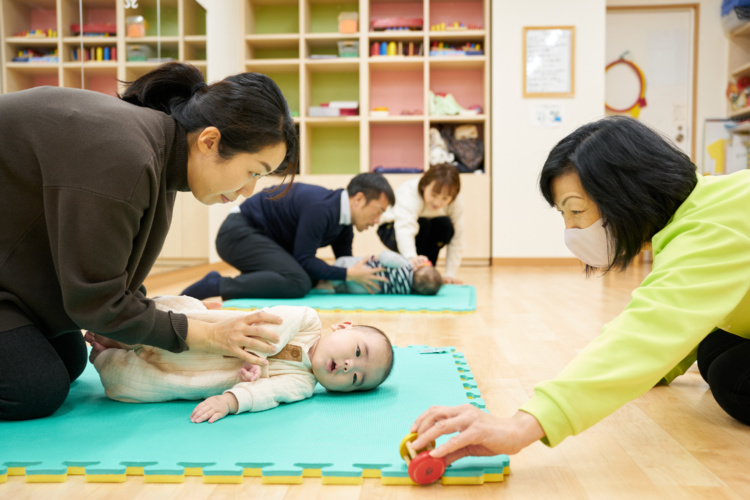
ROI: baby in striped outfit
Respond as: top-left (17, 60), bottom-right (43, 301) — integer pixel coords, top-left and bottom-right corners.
top-left (331, 250), bottom-right (443, 295)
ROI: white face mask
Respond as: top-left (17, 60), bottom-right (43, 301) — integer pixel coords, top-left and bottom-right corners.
top-left (564, 218), bottom-right (613, 268)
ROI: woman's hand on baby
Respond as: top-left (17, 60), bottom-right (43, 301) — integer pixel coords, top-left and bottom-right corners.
top-left (187, 310), bottom-right (283, 366)
top-left (443, 276), bottom-right (463, 284)
top-left (191, 394), bottom-right (238, 423)
top-left (410, 255), bottom-right (431, 267)
top-left (409, 405), bottom-right (545, 465)
top-left (346, 257), bottom-right (388, 294)
top-left (238, 363), bottom-right (261, 383)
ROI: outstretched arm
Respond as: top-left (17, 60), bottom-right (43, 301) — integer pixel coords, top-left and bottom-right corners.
top-left (410, 405), bottom-right (545, 465)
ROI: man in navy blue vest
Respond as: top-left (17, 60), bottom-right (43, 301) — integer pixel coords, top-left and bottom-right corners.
top-left (181, 173), bottom-right (395, 299)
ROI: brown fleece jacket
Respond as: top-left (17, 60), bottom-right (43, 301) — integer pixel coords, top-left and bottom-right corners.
top-left (0, 86), bottom-right (190, 352)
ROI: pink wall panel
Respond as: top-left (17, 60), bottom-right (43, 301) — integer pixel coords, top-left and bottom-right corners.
top-left (430, 68), bottom-right (483, 109)
top-left (370, 3), bottom-right (424, 26)
top-left (371, 124), bottom-right (424, 169)
top-left (87, 9), bottom-right (117, 25)
top-left (429, 2), bottom-right (483, 28)
top-left (33, 75), bottom-right (59, 87)
top-left (30, 9), bottom-right (57, 31)
top-left (88, 75), bottom-right (118, 96)
top-left (370, 70), bottom-right (424, 115)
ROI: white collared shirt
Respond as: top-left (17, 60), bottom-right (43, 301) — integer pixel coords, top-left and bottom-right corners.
top-left (339, 189), bottom-right (351, 226)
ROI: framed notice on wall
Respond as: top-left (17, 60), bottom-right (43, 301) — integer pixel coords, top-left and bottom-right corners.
top-left (523, 26), bottom-right (575, 98)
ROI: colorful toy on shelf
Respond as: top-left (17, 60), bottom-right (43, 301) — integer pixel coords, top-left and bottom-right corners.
top-left (15, 29), bottom-right (57, 38)
top-left (430, 21), bottom-right (482, 31)
top-left (337, 40), bottom-right (359, 57)
top-left (399, 433), bottom-right (446, 485)
top-left (12, 48), bottom-right (58, 63)
top-left (73, 45), bottom-right (117, 62)
top-left (338, 12), bottom-right (358, 34)
top-left (309, 101), bottom-right (359, 117)
top-left (729, 76), bottom-right (750, 110)
top-left (71, 23), bottom-right (116, 36)
top-left (371, 106), bottom-right (390, 117)
top-left (371, 17), bottom-right (423, 31)
top-left (371, 40), bottom-right (421, 57)
top-left (429, 41), bottom-right (483, 56)
top-left (126, 44), bottom-right (154, 61)
top-left (126, 16), bottom-right (147, 37)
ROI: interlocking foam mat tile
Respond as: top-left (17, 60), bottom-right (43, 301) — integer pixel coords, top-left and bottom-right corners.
top-left (222, 284), bottom-right (476, 314)
top-left (0, 345), bottom-right (508, 485)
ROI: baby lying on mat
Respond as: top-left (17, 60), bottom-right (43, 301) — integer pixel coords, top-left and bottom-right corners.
top-left (87, 296), bottom-right (394, 423)
top-left (330, 250), bottom-right (443, 295)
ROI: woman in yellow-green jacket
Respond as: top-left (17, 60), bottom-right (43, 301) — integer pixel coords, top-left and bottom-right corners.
top-left (408, 116), bottom-right (750, 463)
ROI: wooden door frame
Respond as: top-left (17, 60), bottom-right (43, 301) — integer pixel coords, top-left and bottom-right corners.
top-left (606, 4), bottom-right (699, 161)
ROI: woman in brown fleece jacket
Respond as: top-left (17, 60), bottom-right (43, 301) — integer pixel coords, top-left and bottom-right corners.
top-left (0, 62), bottom-right (298, 420)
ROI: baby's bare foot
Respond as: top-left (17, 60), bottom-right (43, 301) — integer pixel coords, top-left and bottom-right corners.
top-left (84, 331), bottom-right (124, 350)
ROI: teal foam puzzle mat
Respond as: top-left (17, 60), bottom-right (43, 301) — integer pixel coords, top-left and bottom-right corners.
top-left (222, 284), bottom-right (476, 314)
top-left (0, 345), bottom-right (508, 485)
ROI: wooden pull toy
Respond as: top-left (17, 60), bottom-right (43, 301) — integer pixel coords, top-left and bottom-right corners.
top-left (399, 432), bottom-right (446, 485)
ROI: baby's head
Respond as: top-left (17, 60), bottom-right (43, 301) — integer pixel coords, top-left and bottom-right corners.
top-left (309, 322), bottom-right (394, 393)
top-left (412, 265), bottom-right (443, 295)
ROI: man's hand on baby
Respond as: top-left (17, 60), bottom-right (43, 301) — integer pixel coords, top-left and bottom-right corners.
top-left (347, 257), bottom-right (388, 294)
top-left (191, 394), bottom-right (236, 423)
top-left (238, 363), bottom-right (261, 383)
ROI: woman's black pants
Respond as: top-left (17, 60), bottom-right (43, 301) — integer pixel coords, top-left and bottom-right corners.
top-left (377, 216), bottom-right (454, 266)
top-left (0, 325), bottom-right (87, 421)
top-left (697, 328), bottom-right (750, 425)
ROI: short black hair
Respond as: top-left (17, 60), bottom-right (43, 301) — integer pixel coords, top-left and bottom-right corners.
top-left (347, 173), bottom-right (395, 205)
top-left (539, 116), bottom-right (697, 274)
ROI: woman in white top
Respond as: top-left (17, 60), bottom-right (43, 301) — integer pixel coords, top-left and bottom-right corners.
top-left (377, 163), bottom-right (465, 284)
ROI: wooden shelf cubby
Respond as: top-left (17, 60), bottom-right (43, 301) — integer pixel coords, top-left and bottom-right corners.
top-left (728, 23), bottom-right (750, 119)
top-left (242, 0), bottom-right (492, 262)
top-left (1, 0), bottom-right (207, 97)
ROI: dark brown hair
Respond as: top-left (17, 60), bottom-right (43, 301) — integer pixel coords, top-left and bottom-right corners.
top-left (412, 266), bottom-right (442, 295)
top-left (418, 163), bottom-right (461, 201)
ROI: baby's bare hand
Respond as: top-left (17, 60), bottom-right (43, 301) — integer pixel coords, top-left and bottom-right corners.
top-left (191, 395), bottom-right (230, 423)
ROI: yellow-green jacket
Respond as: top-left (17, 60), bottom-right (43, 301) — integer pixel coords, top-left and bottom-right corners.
top-left (522, 170), bottom-right (750, 447)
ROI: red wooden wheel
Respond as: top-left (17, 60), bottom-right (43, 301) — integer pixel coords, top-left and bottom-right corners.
top-left (407, 450), bottom-right (446, 485)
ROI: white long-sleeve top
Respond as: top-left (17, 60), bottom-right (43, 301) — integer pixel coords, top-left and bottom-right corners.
top-left (380, 178), bottom-right (465, 278)
top-left (92, 296), bottom-right (320, 413)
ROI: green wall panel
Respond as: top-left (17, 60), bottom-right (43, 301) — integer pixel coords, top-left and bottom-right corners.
top-left (310, 126), bottom-right (360, 175)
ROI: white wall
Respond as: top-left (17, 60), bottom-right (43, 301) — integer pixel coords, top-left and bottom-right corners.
top-left (491, 0), bottom-right (607, 259)
top-left (201, 0), bottom-right (247, 262)
top-left (605, 0), bottom-right (728, 171)
top-left (491, 0), bottom-right (728, 259)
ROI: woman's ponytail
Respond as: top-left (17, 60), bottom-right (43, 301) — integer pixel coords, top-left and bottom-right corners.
top-left (119, 62), bottom-right (205, 115)
top-left (119, 62), bottom-right (298, 181)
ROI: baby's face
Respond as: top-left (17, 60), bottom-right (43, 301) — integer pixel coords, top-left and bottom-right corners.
top-left (310, 327), bottom-right (390, 392)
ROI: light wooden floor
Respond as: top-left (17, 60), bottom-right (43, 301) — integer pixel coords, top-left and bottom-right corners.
top-left (4, 263), bottom-right (750, 499)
